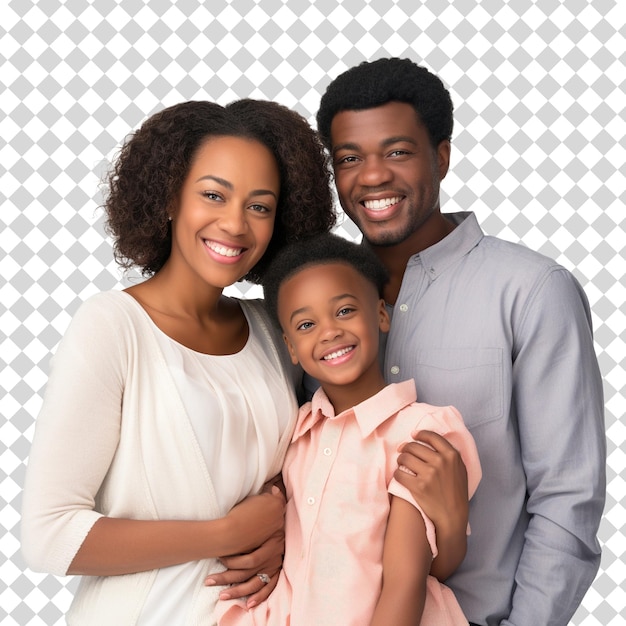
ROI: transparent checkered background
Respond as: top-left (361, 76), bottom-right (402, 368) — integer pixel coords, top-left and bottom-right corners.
top-left (1, 1), bottom-right (624, 624)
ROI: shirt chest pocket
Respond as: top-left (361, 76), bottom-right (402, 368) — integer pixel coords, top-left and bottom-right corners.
top-left (411, 348), bottom-right (504, 429)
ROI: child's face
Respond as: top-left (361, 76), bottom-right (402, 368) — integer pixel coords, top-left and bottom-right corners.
top-left (278, 262), bottom-right (390, 390)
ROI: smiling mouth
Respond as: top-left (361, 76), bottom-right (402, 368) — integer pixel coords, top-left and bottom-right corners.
top-left (322, 346), bottom-right (354, 361)
top-left (362, 196), bottom-right (402, 210)
top-left (204, 240), bottom-right (244, 257)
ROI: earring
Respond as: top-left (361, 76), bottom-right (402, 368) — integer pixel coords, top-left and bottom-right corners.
top-left (167, 216), bottom-right (172, 222)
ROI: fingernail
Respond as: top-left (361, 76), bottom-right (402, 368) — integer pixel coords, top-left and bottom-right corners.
top-left (205, 578), bottom-right (216, 586)
top-left (219, 592), bottom-right (231, 600)
top-left (247, 600), bottom-right (257, 608)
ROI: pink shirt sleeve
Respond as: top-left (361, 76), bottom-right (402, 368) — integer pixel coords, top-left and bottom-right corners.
top-left (387, 403), bottom-right (481, 559)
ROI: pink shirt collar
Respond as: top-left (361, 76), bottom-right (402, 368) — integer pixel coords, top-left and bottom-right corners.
top-left (292, 379), bottom-right (418, 442)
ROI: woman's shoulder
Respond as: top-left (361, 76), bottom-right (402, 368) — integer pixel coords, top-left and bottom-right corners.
top-left (50, 291), bottom-right (147, 369)
top-left (238, 297), bottom-right (265, 314)
top-left (239, 298), bottom-right (280, 340)
top-left (239, 297), bottom-right (302, 389)
top-left (67, 290), bottom-right (148, 340)
top-left (234, 297), bottom-right (267, 326)
top-left (77, 290), bottom-right (143, 317)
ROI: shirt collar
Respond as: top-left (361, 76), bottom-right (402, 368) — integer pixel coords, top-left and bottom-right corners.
top-left (410, 211), bottom-right (484, 279)
top-left (292, 379), bottom-right (418, 441)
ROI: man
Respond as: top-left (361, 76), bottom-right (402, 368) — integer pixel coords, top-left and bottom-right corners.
top-left (316, 57), bottom-right (606, 626)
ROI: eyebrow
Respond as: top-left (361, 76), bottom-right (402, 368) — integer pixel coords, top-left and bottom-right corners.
top-left (332, 135), bottom-right (418, 156)
top-left (195, 175), bottom-right (278, 199)
top-left (288, 292), bottom-right (357, 323)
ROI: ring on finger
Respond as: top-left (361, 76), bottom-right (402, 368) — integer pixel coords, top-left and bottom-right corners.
top-left (257, 573), bottom-right (271, 585)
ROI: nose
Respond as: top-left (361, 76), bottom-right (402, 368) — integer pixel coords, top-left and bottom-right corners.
top-left (358, 155), bottom-right (393, 187)
top-left (319, 318), bottom-right (343, 342)
top-left (218, 204), bottom-right (248, 236)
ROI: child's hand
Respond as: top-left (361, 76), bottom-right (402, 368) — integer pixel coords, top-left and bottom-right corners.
top-left (222, 486), bottom-right (286, 555)
top-left (262, 473), bottom-right (286, 498)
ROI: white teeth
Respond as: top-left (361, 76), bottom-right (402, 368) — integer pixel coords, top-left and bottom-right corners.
top-left (205, 241), bottom-right (243, 257)
top-left (323, 346), bottom-right (354, 361)
top-left (363, 196), bottom-right (401, 210)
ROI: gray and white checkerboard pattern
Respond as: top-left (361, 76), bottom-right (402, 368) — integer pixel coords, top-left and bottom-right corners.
top-left (1, 1), bottom-right (624, 624)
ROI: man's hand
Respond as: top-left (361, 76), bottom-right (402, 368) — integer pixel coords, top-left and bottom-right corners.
top-left (395, 430), bottom-right (468, 526)
top-left (205, 529), bottom-right (284, 608)
top-left (394, 430), bottom-right (468, 580)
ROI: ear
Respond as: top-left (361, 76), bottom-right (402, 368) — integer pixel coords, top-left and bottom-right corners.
top-left (437, 140), bottom-right (451, 180)
top-left (167, 198), bottom-right (179, 221)
top-left (378, 299), bottom-right (390, 333)
top-left (283, 334), bottom-right (299, 366)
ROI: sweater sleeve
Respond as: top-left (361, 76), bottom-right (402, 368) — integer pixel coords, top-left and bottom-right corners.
top-left (21, 293), bottom-right (129, 575)
top-left (388, 404), bottom-right (482, 558)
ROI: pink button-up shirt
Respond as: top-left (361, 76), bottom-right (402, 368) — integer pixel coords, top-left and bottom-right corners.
top-left (217, 380), bottom-right (481, 626)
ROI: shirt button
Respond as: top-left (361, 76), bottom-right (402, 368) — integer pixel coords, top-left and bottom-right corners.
top-left (307, 496), bottom-right (315, 505)
top-left (399, 303), bottom-right (408, 312)
top-left (323, 447), bottom-right (332, 456)
top-left (390, 365), bottom-right (400, 375)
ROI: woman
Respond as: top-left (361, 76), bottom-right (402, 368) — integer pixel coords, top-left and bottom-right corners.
top-left (20, 99), bottom-right (335, 625)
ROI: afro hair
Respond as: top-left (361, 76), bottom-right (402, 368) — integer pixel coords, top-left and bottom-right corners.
top-left (262, 232), bottom-right (389, 327)
top-left (316, 57), bottom-right (453, 151)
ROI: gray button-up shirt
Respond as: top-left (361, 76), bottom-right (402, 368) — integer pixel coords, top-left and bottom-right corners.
top-left (383, 212), bottom-right (606, 625)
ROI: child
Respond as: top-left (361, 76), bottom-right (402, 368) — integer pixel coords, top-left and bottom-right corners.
top-left (215, 233), bottom-right (481, 626)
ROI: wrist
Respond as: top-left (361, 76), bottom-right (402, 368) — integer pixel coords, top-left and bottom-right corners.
top-left (434, 514), bottom-right (467, 539)
top-left (203, 516), bottom-right (236, 559)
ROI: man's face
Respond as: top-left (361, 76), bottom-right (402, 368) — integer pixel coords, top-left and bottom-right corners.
top-left (330, 101), bottom-right (450, 248)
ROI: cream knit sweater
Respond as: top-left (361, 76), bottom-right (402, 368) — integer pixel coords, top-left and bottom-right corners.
top-left (21, 291), bottom-right (297, 625)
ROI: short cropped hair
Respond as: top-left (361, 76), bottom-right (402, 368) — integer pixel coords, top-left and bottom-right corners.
top-left (316, 57), bottom-right (453, 150)
top-left (105, 99), bottom-right (335, 281)
top-left (262, 233), bottom-right (389, 327)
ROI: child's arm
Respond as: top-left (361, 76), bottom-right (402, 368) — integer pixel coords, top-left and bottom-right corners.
top-left (395, 430), bottom-right (469, 580)
top-left (370, 495), bottom-right (432, 626)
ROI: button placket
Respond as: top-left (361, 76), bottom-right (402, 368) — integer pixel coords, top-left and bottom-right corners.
top-left (300, 416), bottom-right (345, 567)
top-left (385, 261), bottom-right (428, 383)
top-left (302, 418), bottom-right (342, 520)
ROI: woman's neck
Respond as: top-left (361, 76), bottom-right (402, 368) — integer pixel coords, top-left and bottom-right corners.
top-left (124, 262), bottom-right (249, 355)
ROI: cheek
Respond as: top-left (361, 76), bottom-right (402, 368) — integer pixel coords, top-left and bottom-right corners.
top-left (255, 219), bottom-right (276, 249)
top-left (362, 317), bottom-right (382, 346)
top-left (283, 334), bottom-right (300, 365)
top-left (333, 171), bottom-right (351, 196)
top-left (292, 338), bottom-right (317, 367)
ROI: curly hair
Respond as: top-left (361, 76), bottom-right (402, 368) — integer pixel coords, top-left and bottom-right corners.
top-left (316, 57), bottom-right (454, 151)
top-left (262, 232), bottom-right (389, 328)
top-left (104, 99), bottom-right (336, 280)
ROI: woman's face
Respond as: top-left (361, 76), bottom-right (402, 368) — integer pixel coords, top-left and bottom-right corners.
top-left (169, 136), bottom-right (280, 290)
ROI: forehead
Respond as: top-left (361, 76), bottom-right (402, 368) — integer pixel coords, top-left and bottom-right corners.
top-left (189, 136), bottom-right (279, 182)
top-left (279, 262), bottom-right (376, 307)
top-left (329, 101), bottom-right (425, 150)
